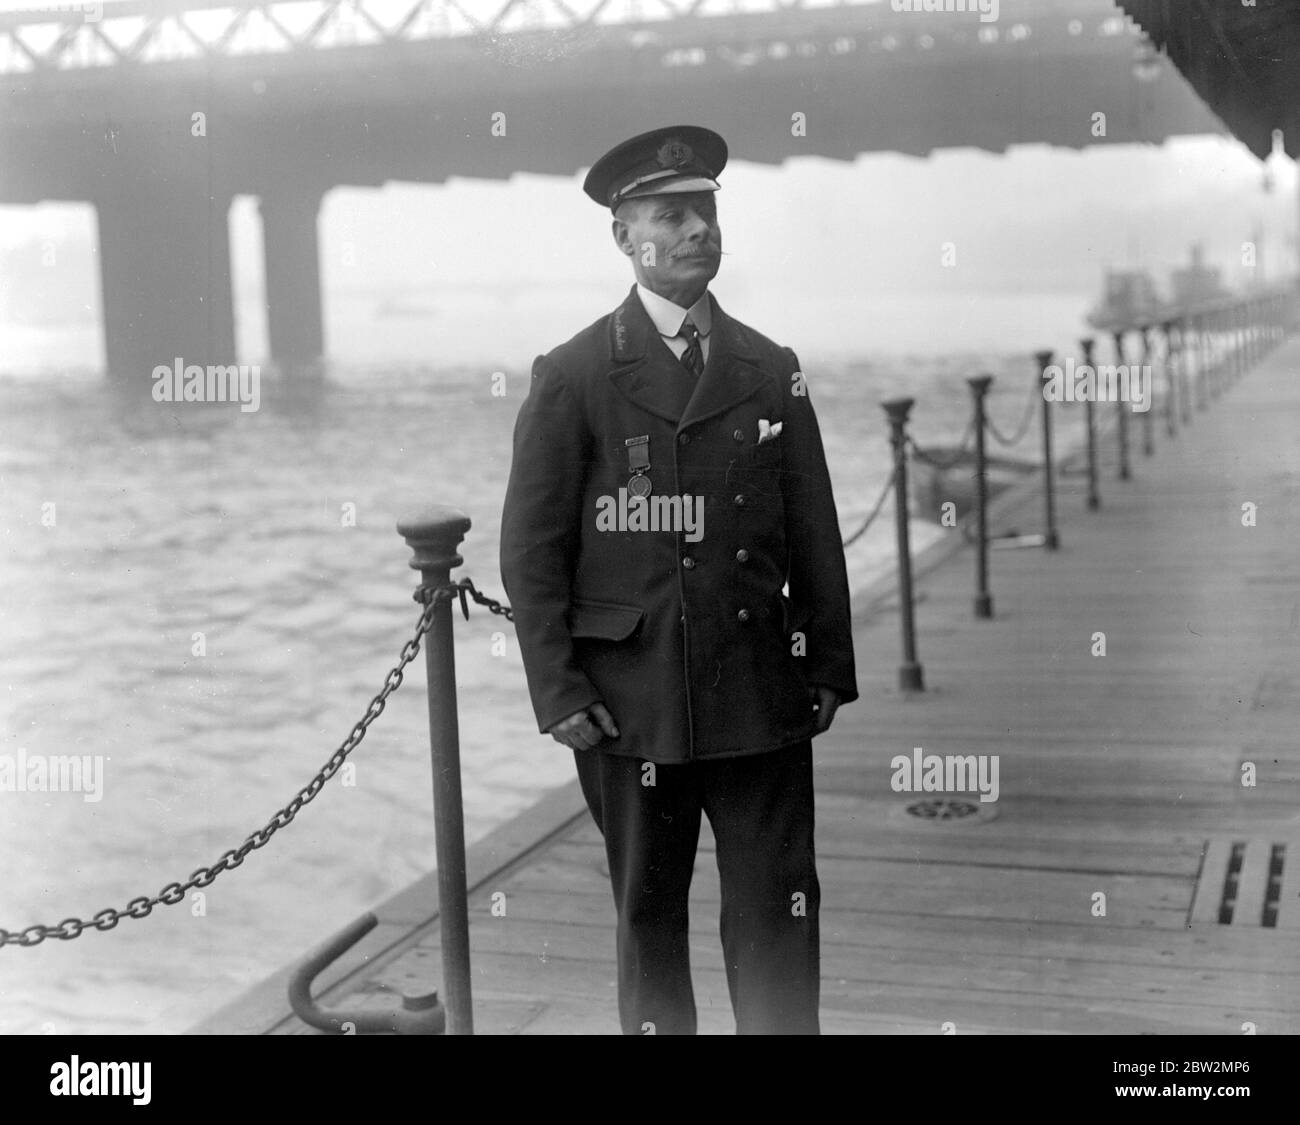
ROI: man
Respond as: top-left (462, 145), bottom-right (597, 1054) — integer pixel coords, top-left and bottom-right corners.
top-left (499, 125), bottom-right (857, 1035)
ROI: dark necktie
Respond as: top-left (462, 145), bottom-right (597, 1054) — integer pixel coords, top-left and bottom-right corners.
top-left (677, 320), bottom-right (705, 379)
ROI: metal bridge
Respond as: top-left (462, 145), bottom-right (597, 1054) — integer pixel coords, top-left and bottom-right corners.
top-left (0, 0), bottom-right (1229, 381)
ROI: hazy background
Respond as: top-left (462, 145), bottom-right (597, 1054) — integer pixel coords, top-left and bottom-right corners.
top-left (3, 136), bottom-right (1296, 374)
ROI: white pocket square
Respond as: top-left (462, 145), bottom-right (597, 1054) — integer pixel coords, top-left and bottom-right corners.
top-left (757, 419), bottom-right (783, 444)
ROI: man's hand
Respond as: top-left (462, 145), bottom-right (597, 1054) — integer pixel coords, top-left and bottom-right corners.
top-left (808, 685), bottom-right (841, 736)
top-left (548, 703), bottom-right (620, 750)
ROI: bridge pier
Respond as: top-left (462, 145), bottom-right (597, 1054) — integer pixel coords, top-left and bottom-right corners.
top-left (95, 176), bottom-right (235, 385)
top-left (260, 187), bottom-right (325, 372)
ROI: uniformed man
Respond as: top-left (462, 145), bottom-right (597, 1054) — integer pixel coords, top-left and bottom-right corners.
top-left (499, 125), bottom-right (857, 1035)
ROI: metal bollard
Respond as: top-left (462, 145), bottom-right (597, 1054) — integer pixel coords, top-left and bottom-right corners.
top-left (1161, 320), bottom-right (1178, 439)
top-left (1178, 317), bottom-right (1193, 426)
top-left (1035, 350), bottom-right (1060, 550)
top-left (1139, 326), bottom-right (1154, 456)
top-left (1196, 315), bottom-right (1209, 410)
top-left (1080, 337), bottom-right (1100, 511)
top-left (967, 374), bottom-right (994, 619)
top-left (1111, 330), bottom-right (1131, 480)
top-left (1209, 310), bottom-right (1222, 398)
top-left (396, 506), bottom-right (475, 1036)
top-left (1233, 304), bottom-right (1245, 383)
top-left (882, 399), bottom-right (924, 692)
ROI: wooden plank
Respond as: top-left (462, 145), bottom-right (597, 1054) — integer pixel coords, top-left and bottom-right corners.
top-left (1190, 839), bottom-right (1232, 926)
top-left (410, 948), bottom-right (1300, 1035)
top-left (415, 916), bottom-right (1290, 1010)
top-left (562, 823), bottom-right (1204, 877)
top-left (513, 844), bottom-right (1194, 928)
top-left (1232, 839), bottom-right (1273, 927)
top-left (432, 890), bottom-right (1300, 973)
top-left (1275, 843), bottom-right (1300, 931)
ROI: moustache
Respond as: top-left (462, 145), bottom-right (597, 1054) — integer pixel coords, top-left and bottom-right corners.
top-left (669, 245), bottom-right (721, 261)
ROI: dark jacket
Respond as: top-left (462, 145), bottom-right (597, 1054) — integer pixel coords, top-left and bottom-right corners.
top-left (500, 285), bottom-right (857, 763)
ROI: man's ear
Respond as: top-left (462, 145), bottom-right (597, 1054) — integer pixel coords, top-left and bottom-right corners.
top-left (612, 216), bottom-right (634, 258)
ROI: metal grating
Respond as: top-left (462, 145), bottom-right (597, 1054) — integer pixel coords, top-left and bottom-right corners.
top-left (902, 797), bottom-right (998, 826)
top-left (1191, 839), bottom-right (1299, 929)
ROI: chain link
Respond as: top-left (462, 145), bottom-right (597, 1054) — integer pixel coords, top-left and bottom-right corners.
top-left (0, 580), bottom-right (495, 949)
top-left (906, 418), bottom-right (977, 471)
top-left (842, 466), bottom-right (898, 549)
top-left (417, 576), bottom-right (514, 623)
top-left (986, 375), bottom-right (1042, 447)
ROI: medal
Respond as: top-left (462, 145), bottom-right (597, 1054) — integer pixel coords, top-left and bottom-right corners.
top-left (625, 435), bottom-right (651, 497)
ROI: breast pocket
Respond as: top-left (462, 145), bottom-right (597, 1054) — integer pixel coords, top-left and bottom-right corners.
top-left (727, 439), bottom-right (784, 505)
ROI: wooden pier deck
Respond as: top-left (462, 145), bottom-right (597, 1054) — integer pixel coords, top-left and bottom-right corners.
top-left (197, 336), bottom-right (1300, 1036)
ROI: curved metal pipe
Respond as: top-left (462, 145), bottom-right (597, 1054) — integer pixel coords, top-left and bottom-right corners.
top-left (288, 911), bottom-right (445, 1035)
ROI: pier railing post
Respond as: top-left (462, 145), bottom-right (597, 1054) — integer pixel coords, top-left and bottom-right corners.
top-left (1196, 314), bottom-right (1209, 411)
top-left (1161, 321), bottom-right (1178, 439)
top-left (1080, 337), bottom-right (1100, 511)
top-left (966, 374), bottom-right (994, 619)
top-left (1139, 326), bottom-right (1154, 456)
top-left (1235, 303), bottom-right (1245, 383)
top-left (1111, 330), bottom-right (1131, 480)
top-left (396, 506), bottom-right (475, 1036)
top-left (882, 399), bottom-right (924, 692)
top-left (1209, 308), bottom-right (1222, 399)
top-left (1036, 350), bottom-right (1060, 549)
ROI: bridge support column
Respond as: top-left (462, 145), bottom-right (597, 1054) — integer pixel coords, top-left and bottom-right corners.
top-left (96, 178), bottom-right (235, 386)
top-left (260, 187), bottom-right (325, 372)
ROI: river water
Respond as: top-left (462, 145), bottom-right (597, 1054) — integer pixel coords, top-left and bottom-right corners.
top-left (0, 349), bottom-right (1044, 1033)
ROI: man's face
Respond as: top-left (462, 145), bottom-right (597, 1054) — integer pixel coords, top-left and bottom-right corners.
top-left (612, 192), bottom-right (722, 307)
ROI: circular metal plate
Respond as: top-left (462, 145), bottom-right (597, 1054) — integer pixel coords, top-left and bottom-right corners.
top-left (889, 797), bottom-right (1000, 826)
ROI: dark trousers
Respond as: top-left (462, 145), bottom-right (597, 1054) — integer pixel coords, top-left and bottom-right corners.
top-left (574, 741), bottom-right (820, 1035)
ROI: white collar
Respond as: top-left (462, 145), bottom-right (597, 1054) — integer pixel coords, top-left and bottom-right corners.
top-left (636, 284), bottom-right (713, 340)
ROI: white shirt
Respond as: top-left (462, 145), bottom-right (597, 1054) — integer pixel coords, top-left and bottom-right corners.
top-left (636, 284), bottom-right (713, 366)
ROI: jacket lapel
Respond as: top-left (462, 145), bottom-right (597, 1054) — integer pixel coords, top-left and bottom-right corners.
top-left (678, 295), bottom-right (767, 432)
top-left (605, 288), bottom-right (769, 432)
top-left (606, 286), bottom-right (696, 426)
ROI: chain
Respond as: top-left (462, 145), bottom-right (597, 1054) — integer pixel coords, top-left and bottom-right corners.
top-left (842, 466), bottom-right (898, 548)
top-left (418, 576), bottom-right (514, 623)
top-left (986, 375), bottom-right (1041, 447)
top-left (0, 584), bottom-right (479, 949)
top-left (906, 418), bottom-right (977, 471)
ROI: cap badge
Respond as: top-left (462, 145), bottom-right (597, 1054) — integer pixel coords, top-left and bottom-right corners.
top-left (656, 139), bottom-right (693, 169)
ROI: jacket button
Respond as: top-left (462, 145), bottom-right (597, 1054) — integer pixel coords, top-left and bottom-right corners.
top-left (682, 556), bottom-right (695, 569)
top-left (733, 494), bottom-right (746, 506)
top-left (732, 429), bottom-right (745, 442)
top-left (737, 608), bottom-right (751, 622)
top-left (735, 549), bottom-right (749, 563)
top-left (678, 433), bottom-right (690, 446)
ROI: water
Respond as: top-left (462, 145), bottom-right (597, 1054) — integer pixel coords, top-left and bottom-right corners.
top-left (0, 352), bottom-right (1040, 1033)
